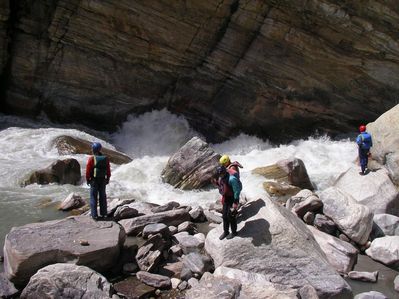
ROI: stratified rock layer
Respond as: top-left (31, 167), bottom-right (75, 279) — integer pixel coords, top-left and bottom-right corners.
top-left (1, 1), bottom-right (398, 141)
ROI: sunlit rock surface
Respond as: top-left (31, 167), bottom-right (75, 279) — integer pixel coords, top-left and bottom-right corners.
top-left (1, 1), bottom-right (398, 141)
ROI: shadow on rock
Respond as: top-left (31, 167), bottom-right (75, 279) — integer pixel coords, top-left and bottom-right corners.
top-left (237, 218), bottom-right (271, 247)
top-left (237, 198), bottom-right (265, 222)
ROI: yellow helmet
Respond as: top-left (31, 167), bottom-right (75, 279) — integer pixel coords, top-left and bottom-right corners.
top-left (219, 154), bottom-right (230, 166)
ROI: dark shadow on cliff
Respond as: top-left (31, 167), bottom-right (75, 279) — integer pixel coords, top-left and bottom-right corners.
top-left (235, 198), bottom-right (271, 246)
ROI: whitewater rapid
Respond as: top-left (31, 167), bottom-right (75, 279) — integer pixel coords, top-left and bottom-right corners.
top-left (0, 109), bottom-right (358, 255)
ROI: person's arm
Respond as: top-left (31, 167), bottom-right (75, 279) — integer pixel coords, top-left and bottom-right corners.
top-left (229, 176), bottom-right (241, 204)
top-left (356, 135), bottom-right (362, 146)
top-left (85, 156), bottom-right (94, 183)
top-left (106, 158), bottom-right (111, 183)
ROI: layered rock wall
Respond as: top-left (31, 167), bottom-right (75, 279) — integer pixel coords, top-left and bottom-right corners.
top-left (1, 0), bottom-right (398, 141)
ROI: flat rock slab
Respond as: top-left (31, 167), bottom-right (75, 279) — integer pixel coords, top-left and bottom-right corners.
top-left (20, 263), bottom-right (112, 299)
top-left (114, 276), bottom-right (155, 299)
top-left (4, 216), bottom-right (125, 286)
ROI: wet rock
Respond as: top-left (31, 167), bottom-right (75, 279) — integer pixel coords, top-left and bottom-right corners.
top-left (142, 223), bottom-right (170, 239)
top-left (334, 167), bottom-right (399, 215)
top-left (307, 225), bottom-right (358, 274)
top-left (151, 201), bottom-right (180, 213)
top-left (20, 263), bottom-right (112, 299)
top-left (313, 214), bottom-right (337, 236)
top-left (4, 216), bottom-right (125, 286)
top-left (348, 271), bottom-right (378, 282)
top-left (54, 135), bottom-right (132, 164)
top-left (354, 291), bottom-right (388, 299)
top-left (23, 158), bottom-right (81, 186)
top-left (185, 272), bottom-right (241, 299)
top-left (135, 234), bottom-right (166, 272)
top-left (113, 205), bottom-right (138, 221)
top-left (114, 276), bottom-right (155, 299)
top-left (161, 137), bottom-right (220, 190)
top-left (252, 158), bottom-right (313, 190)
top-left (59, 192), bottom-right (85, 211)
top-left (205, 198), bottom-right (352, 298)
top-left (319, 187), bottom-right (373, 245)
top-left (0, 273), bottom-right (18, 299)
top-left (136, 271), bottom-right (171, 289)
top-left (189, 206), bottom-right (207, 222)
top-left (365, 236), bottom-right (399, 268)
top-left (119, 208), bottom-right (190, 236)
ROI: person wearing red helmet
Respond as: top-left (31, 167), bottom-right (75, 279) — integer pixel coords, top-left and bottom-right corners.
top-left (356, 125), bottom-right (373, 175)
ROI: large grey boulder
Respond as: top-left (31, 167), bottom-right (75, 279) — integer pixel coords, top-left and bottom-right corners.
top-left (367, 104), bottom-right (399, 185)
top-left (334, 167), bottom-right (399, 215)
top-left (307, 225), bottom-right (358, 274)
top-left (54, 135), bottom-right (132, 164)
top-left (161, 137), bottom-right (220, 190)
top-left (205, 198), bottom-right (352, 298)
top-left (0, 273), bottom-right (18, 299)
top-left (4, 216), bottom-right (125, 286)
top-left (319, 187), bottom-right (373, 245)
top-left (213, 267), bottom-right (298, 299)
top-left (23, 158), bottom-right (81, 186)
top-left (119, 208), bottom-right (190, 235)
top-left (370, 213), bottom-right (399, 240)
top-left (20, 263), bottom-right (112, 299)
top-left (365, 236), bottom-right (399, 269)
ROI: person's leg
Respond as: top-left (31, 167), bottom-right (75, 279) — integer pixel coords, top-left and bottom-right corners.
top-left (220, 203), bottom-right (230, 240)
top-left (98, 180), bottom-right (107, 217)
top-left (359, 148), bottom-right (366, 174)
top-left (90, 182), bottom-right (99, 219)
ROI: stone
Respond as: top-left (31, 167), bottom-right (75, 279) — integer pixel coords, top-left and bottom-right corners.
top-left (286, 189), bottom-right (314, 210)
top-left (354, 291), bottom-right (388, 299)
top-left (4, 216), bottom-right (125, 286)
top-left (142, 223), bottom-right (170, 239)
top-left (185, 272), bottom-right (241, 299)
top-left (119, 208), bottom-right (190, 235)
top-left (348, 271), bottom-right (378, 283)
top-left (169, 226), bottom-right (178, 235)
top-left (394, 275), bottom-right (399, 292)
top-left (292, 194), bottom-right (323, 218)
top-left (23, 158), bottom-right (81, 186)
top-left (151, 201), bottom-right (180, 213)
top-left (205, 198), bottom-right (352, 298)
top-left (169, 245), bottom-right (183, 259)
top-left (114, 276), bottom-right (155, 299)
top-left (307, 225), bottom-right (358, 274)
top-left (107, 198), bottom-right (135, 215)
top-left (171, 278), bottom-right (181, 289)
top-left (59, 192), bottom-right (85, 211)
top-left (177, 221), bottom-right (197, 234)
top-left (136, 271), bottom-right (171, 289)
top-left (298, 284), bottom-right (319, 299)
top-left (189, 206), bottom-right (207, 222)
top-left (178, 280), bottom-right (188, 290)
top-left (173, 232), bottom-right (204, 254)
top-left (0, 273), bottom-right (18, 299)
top-left (313, 214), bottom-right (337, 236)
top-left (203, 209), bottom-right (223, 224)
top-left (252, 158), bottom-right (313, 190)
top-left (53, 135), bottom-right (132, 164)
top-left (122, 262), bottom-right (139, 274)
top-left (113, 205), bottom-right (139, 221)
top-left (20, 263), bottom-right (112, 299)
top-left (303, 211), bottom-right (315, 225)
top-left (136, 234), bottom-right (166, 272)
top-left (187, 277), bottom-right (199, 288)
top-left (319, 187), bottom-right (373, 245)
top-left (370, 214), bottom-right (399, 240)
top-left (365, 236), bottom-right (399, 269)
top-left (158, 261), bottom-right (183, 278)
top-left (334, 167), bottom-right (399, 215)
top-left (262, 181), bottom-right (301, 197)
top-left (161, 137), bottom-right (220, 190)
top-left (182, 252), bottom-right (213, 278)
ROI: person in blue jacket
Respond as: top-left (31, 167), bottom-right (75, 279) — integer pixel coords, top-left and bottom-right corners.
top-left (214, 166), bottom-right (242, 240)
top-left (356, 125), bottom-right (373, 175)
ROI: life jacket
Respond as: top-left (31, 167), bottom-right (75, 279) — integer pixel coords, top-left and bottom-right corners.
top-left (93, 155), bottom-right (107, 178)
top-left (357, 132), bottom-right (372, 150)
top-left (218, 174), bottom-right (233, 197)
top-left (226, 161), bottom-right (243, 179)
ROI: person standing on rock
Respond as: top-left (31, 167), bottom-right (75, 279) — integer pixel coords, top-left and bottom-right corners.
top-left (214, 166), bottom-right (241, 240)
top-left (356, 125), bottom-right (373, 175)
top-left (86, 142), bottom-right (111, 220)
top-left (219, 154), bottom-right (243, 179)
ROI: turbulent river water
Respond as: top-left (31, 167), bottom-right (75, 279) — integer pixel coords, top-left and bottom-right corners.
top-left (0, 109), bottom-right (397, 296)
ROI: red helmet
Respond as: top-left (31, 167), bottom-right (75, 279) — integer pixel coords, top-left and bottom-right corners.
top-left (359, 125), bottom-right (366, 132)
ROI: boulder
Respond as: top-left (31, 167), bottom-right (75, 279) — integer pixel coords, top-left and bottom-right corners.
top-left (161, 137), bottom-right (220, 190)
top-left (365, 236), bottom-right (399, 269)
top-left (113, 205), bottom-right (138, 221)
top-left (319, 187), bottom-right (373, 245)
top-left (23, 158), bottom-right (81, 186)
top-left (367, 105), bottom-right (399, 185)
top-left (334, 167), bottom-right (399, 215)
top-left (213, 267), bottom-right (298, 299)
top-left (177, 221), bottom-right (197, 234)
top-left (189, 206), bottom-right (207, 222)
top-left (151, 201), bottom-right (180, 213)
top-left (370, 214), bottom-right (399, 240)
top-left (205, 198), bottom-right (352, 298)
top-left (252, 158), bottom-right (313, 190)
top-left (313, 214), bottom-right (338, 236)
top-left (203, 209), bottom-right (223, 224)
top-left (136, 271), bottom-right (171, 289)
top-left (4, 216), bottom-right (125, 286)
top-left (348, 271), bottom-right (378, 283)
top-left (303, 211), bottom-right (315, 225)
top-left (59, 193), bottom-right (85, 211)
top-left (135, 234), bottom-right (166, 272)
top-left (292, 193), bottom-right (323, 218)
top-left (354, 291), bottom-right (388, 299)
top-left (142, 223), bottom-right (170, 239)
top-left (181, 253), bottom-right (213, 279)
top-left (119, 208), bottom-right (190, 235)
top-left (262, 181), bottom-right (301, 197)
top-left (307, 225), bottom-right (358, 274)
top-left (53, 135), bottom-right (132, 164)
top-left (172, 232), bottom-right (205, 254)
top-left (185, 272), bottom-right (241, 299)
top-left (20, 263), bottom-right (112, 299)
top-left (107, 198), bottom-right (135, 215)
top-left (0, 273), bottom-right (18, 299)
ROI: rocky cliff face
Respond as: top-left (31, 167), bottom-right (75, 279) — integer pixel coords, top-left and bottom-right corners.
top-left (0, 0), bottom-right (398, 142)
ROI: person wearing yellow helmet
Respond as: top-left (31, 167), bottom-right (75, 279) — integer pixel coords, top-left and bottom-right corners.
top-left (219, 154), bottom-right (243, 179)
